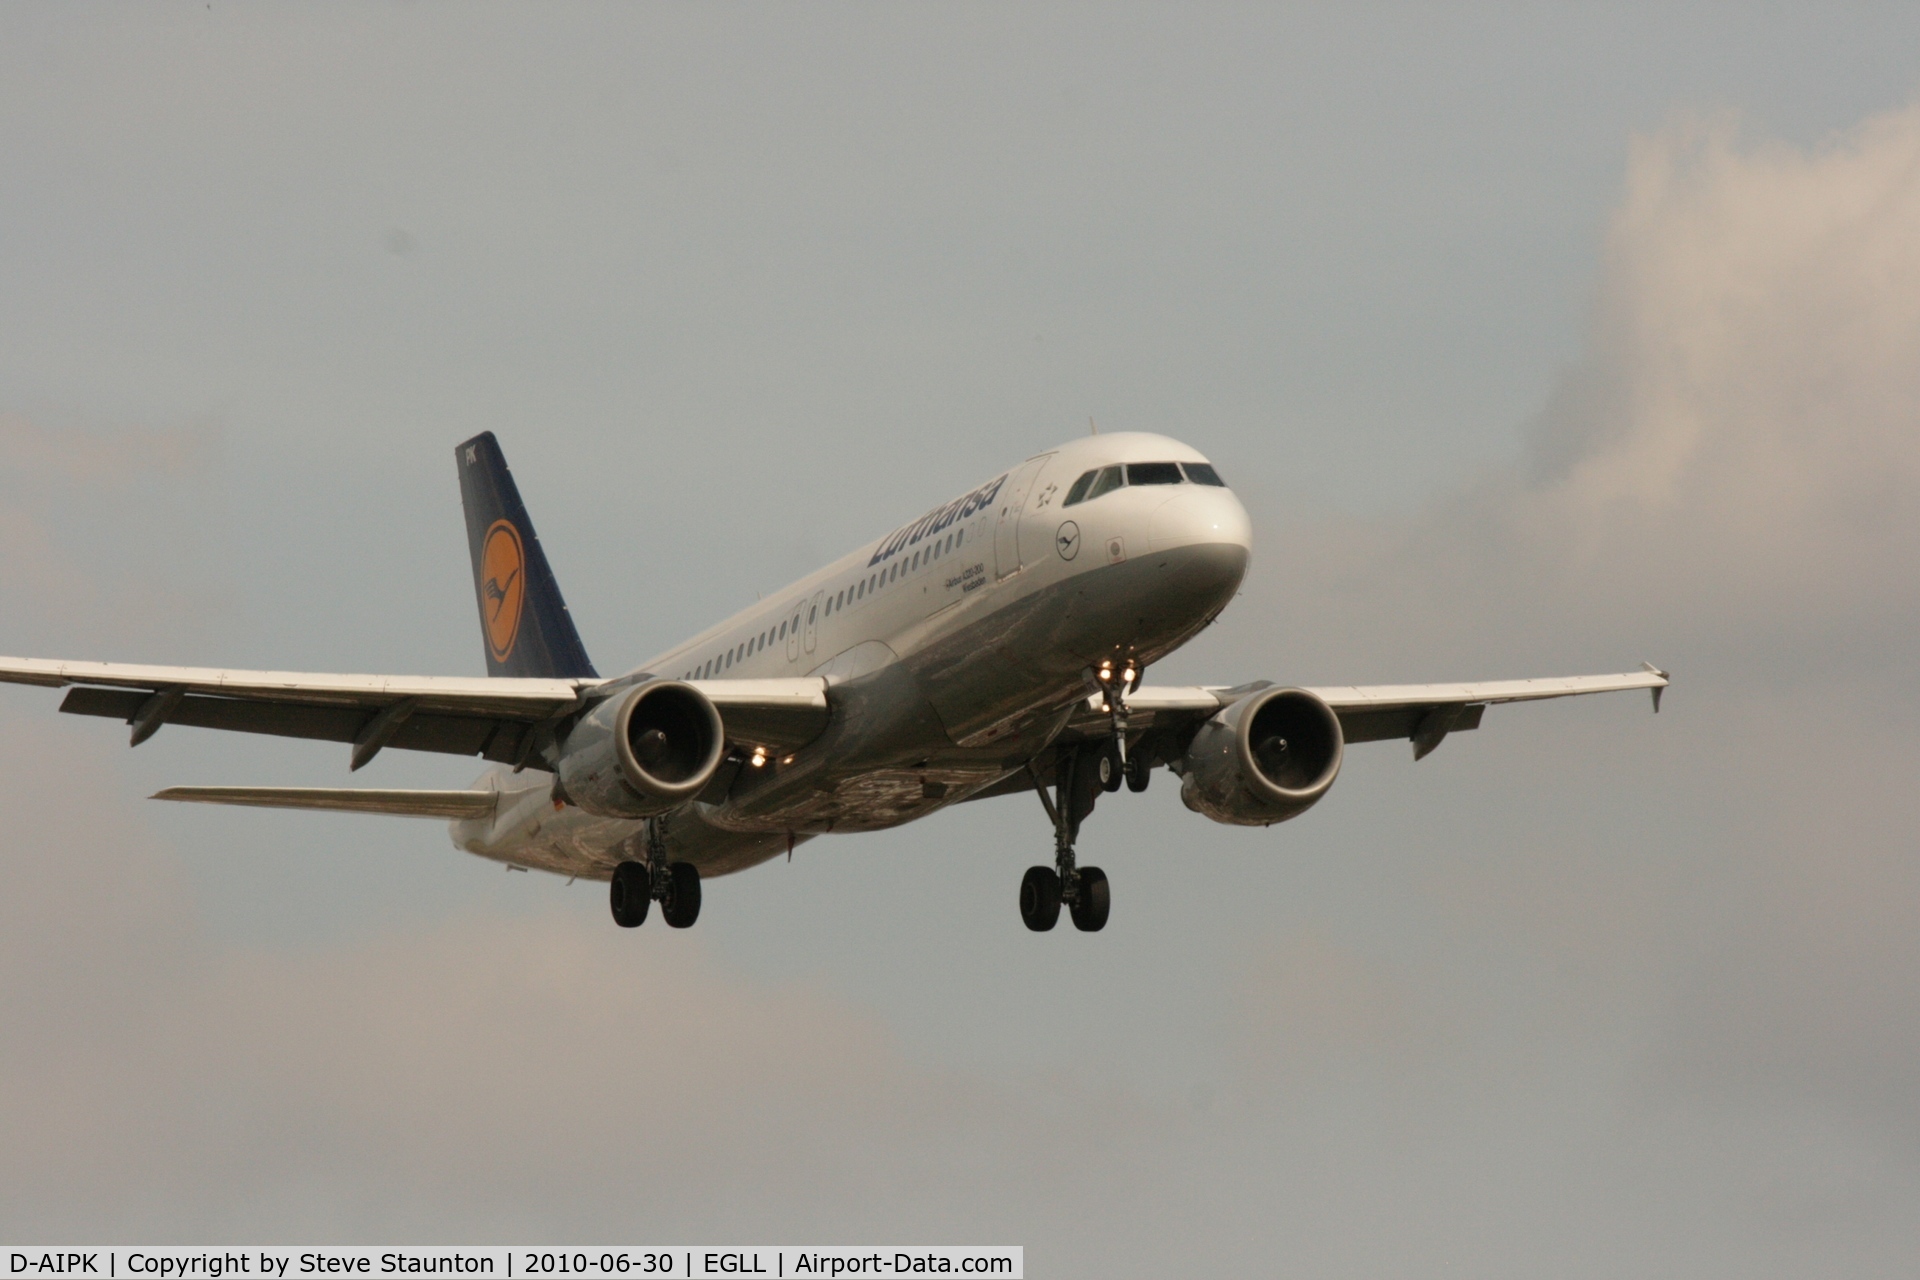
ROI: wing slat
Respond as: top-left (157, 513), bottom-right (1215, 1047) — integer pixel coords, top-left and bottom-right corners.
top-left (1057, 668), bottom-right (1666, 758)
top-left (0, 655), bottom-right (593, 713)
top-left (1306, 670), bottom-right (1666, 709)
top-left (152, 786), bottom-right (498, 819)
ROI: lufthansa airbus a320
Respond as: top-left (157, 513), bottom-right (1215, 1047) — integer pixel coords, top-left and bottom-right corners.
top-left (0, 433), bottom-right (1667, 932)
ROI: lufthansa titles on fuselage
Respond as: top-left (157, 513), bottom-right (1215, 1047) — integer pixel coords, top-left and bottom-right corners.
top-left (867, 473), bottom-right (1006, 568)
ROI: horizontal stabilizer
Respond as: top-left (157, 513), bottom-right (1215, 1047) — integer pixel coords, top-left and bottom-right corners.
top-left (152, 786), bottom-right (498, 819)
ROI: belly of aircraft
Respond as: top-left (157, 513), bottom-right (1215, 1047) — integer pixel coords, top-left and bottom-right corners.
top-left (911, 541), bottom-right (1247, 746)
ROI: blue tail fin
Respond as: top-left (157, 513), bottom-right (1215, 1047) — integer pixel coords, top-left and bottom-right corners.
top-left (455, 433), bottom-right (598, 679)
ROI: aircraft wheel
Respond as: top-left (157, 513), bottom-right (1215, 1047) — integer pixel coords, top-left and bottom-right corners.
top-left (1070, 866), bottom-right (1110, 932)
top-left (610, 860), bottom-right (650, 928)
top-left (1020, 866), bottom-right (1061, 932)
top-left (1125, 751), bottom-right (1151, 793)
top-left (1097, 744), bottom-right (1124, 792)
top-left (661, 861), bottom-right (702, 928)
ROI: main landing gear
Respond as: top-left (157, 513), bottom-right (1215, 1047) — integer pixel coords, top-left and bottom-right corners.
top-left (610, 816), bottom-right (702, 929)
top-left (1021, 741), bottom-right (1112, 933)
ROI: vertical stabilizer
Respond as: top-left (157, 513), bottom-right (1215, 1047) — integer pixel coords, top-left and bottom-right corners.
top-left (455, 433), bottom-right (598, 679)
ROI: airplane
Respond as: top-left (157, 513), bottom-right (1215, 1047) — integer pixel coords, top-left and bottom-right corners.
top-left (0, 431), bottom-right (1668, 932)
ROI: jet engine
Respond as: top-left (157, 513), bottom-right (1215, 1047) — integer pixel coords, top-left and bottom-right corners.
top-left (555, 680), bottom-right (726, 819)
top-left (1179, 686), bottom-right (1344, 826)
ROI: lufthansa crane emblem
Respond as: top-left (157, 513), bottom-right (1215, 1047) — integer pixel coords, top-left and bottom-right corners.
top-left (1055, 520), bottom-right (1081, 561)
top-left (481, 519), bottom-right (527, 662)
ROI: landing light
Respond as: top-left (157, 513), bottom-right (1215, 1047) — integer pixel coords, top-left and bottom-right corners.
top-left (750, 748), bottom-right (767, 768)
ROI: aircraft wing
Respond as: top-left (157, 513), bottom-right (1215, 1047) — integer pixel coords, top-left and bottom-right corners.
top-left (0, 655), bottom-right (832, 768)
top-left (152, 786), bottom-right (499, 819)
top-left (1061, 666), bottom-right (1669, 761)
top-left (0, 654), bottom-right (600, 769)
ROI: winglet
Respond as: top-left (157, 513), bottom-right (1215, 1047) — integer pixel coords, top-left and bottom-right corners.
top-left (1641, 662), bottom-right (1670, 713)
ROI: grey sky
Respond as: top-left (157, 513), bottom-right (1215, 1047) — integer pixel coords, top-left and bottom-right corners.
top-left (4, 5), bottom-right (1920, 1273)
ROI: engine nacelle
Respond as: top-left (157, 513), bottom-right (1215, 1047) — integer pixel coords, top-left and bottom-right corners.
top-left (555, 680), bottom-right (726, 819)
top-left (1179, 686), bottom-right (1344, 826)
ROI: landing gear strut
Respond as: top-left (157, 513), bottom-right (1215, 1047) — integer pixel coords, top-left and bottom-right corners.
top-left (608, 815), bottom-right (702, 929)
top-left (1021, 742), bottom-right (1111, 933)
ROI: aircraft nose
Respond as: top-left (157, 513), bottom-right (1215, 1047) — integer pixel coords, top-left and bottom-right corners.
top-left (1148, 487), bottom-right (1253, 554)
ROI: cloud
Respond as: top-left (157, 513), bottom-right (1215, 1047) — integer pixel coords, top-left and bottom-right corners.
top-left (1446, 103), bottom-right (1920, 1135)
top-left (0, 715), bottom-right (1078, 1241)
top-left (1202, 100), bottom-right (1920, 1267)
top-left (1254, 105), bottom-right (1920, 684)
top-left (0, 725), bottom-right (1036, 1243)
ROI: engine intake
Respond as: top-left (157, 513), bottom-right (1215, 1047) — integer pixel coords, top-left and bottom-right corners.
top-left (555, 680), bottom-right (726, 818)
top-left (1180, 686), bottom-right (1343, 826)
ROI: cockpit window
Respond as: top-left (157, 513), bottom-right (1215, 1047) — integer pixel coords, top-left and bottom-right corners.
top-left (1085, 464), bottom-right (1126, 501)
top-left (1126, 462), bottom-right (1184, 486)
top-left (1067, 461), bottom-right (1213, 505)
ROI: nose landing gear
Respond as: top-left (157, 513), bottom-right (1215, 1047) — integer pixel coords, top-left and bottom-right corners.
top-left (1021, 743), bottom-right (1111, 933)
top-left (609, 816), bottom-right (702, 929)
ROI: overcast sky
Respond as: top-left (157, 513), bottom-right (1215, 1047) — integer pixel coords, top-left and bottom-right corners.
top-left (5, 5), bottom-right (1920, 1273)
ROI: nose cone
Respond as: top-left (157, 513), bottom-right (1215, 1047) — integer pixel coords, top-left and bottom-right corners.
top-left (1148, 488), bottom-right (1253, 554)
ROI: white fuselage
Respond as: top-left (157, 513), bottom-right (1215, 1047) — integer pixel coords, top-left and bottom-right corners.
top-left (453, 432), bottom-right (1253, 880)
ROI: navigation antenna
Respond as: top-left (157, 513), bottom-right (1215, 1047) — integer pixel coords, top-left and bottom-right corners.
top-left (1089, 416), bottom-right (1098, 435)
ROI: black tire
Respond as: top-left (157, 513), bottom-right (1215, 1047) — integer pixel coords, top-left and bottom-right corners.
top-left (1125, 751), bottom-right (1151, 793)
top-left (1020, 865), bottom-right (1061, 932)
top-left (610, 860), bottom-right (650, 928)
top-left (1098, 743), bottom-right (1124, 792)
top-left (1070, 866), bottom-right (1110, 932)
top-left (662, 861), bottom-right (702, 928)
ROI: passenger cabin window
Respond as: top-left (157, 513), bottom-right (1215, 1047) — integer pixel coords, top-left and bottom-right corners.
top-left (1182, 462), bottom-right (1226, 486)
top-left (1127, 461), bottom-right (1183, 485)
